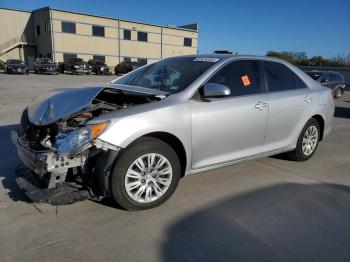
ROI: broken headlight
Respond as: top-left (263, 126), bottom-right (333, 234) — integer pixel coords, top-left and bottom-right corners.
top-left (54, 122), bottom-right (109, 155)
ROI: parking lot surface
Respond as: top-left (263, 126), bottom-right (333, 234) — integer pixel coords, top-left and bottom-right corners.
top-left (0, 73), bottom-right (349, 262)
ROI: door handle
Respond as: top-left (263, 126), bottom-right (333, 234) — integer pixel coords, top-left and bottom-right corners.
top-left (304, 95), bottom-right (312, 103)
top-left (255, 101), bottom-right (268, 110)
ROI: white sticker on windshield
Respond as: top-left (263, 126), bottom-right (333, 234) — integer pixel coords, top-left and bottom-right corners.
top-left (193, 57), bottom-right (220, 63)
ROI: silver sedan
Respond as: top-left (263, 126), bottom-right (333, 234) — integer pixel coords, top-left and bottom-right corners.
top-left (12, 55), bottom-right (334, 210)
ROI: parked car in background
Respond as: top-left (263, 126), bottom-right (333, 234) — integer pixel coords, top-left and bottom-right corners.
top-left (34, 58), bottom-right (58, 74)
top-left (114, 61), bottom-right (139, 75)
top-left (4, 59), bottom-right (29, 74)
top-left (88, 60), bottom-right (112, 75)
top-left (306, 70), bottom-right (346, 98)
top-left (12, 55), bottom-right (334, 210)
top-left (58, 58), bottom-right (91, 75)
top-left (305, 70), bottom-right (323, 81)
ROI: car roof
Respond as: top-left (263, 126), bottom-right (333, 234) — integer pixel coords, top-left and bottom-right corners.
top-left (306, 70), bottom-right (342, 75)
top-left (170, 54), bottom-right (296, 64)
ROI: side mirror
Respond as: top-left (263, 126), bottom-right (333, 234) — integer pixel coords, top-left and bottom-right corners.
top-left (320, 78), bottom-right (327, 83)
top-left (202, 83), bottom-right (231, 98)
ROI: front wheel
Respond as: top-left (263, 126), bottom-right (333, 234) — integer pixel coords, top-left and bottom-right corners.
top-left (110, 137), bottom-right (181, 210)
top-left (287, 118), bottom-right (320, 161)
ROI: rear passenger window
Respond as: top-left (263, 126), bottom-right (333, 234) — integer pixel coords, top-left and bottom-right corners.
top-left (263, 61), bottom-right (307, 91)
top-left (208, 60), bottom-right (262, 97)
top-left (329, 73), bottom-right (342, 82)
top-left (335, 74), bottom-right (343, 82)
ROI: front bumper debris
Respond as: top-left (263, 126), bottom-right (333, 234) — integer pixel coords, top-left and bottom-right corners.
top-left (11, 130), bottom-right (88, 189)
top-left (15, 165), bottom-right (90, 205)
top-left (12, 129), bottom-right (93, 204)
top-left (12, 129), bottom-right (120, 204)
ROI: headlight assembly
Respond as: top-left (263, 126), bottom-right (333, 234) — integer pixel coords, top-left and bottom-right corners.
top-left (54, 121), bottom-right (109, 155)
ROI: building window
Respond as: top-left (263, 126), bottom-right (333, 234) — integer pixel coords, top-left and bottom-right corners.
top-left (123, 29), bottom-right (131, 40)
top-left (137, 58), bottom-right (147, 66)
top-left (36, 25), bottom-right (41, 36)
top-left (93, 55), bottom-right (105, 62)
top-left (184, 38), bottom-right (192, 47)
top-left (92, 25), bottom-right (105, 37)
top-left (45, 21), bottom-right (50, 33)
top-left (61, 21), bottom-right (76, 34)
top-left (63, 53), bottom-right (77, 62)
top-left (47, 53), bottom-right (52, 59)
top-left (137, 32), bottom-right (148, 42)
top-left (124, 57), bottom-right (131, 63)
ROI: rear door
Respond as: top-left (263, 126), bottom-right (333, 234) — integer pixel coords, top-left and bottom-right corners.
top-left (190, 60), bottom-right (268, 169)
top-left (262, 61), bottom-right (312, 150)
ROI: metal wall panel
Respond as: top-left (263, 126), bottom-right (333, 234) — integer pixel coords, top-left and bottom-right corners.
top-left (0, 8), bottom-right (34, 45)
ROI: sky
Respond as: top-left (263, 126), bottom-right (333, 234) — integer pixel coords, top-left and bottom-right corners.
top-left (1, 0), bottom-right (349, 58)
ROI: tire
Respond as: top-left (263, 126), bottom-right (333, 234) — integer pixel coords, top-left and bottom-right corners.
top-left (110, 137), bottom-right (181, 210)
top-left (334, 87), bottom-right (342, 98)
top-left (287, 118), bottom-right (320, 161)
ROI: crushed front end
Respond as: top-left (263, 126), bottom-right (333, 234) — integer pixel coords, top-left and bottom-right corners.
top-left (12, 86), bottom-right (166, 205)
top-left (12, 110), bottom-right (118, 204)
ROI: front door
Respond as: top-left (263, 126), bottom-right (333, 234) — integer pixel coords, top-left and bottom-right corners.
top-left (190, 60), bottom-right (268, 170)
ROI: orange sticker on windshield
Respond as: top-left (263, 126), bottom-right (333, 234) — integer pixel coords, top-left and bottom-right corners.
top-left (241, 75), bottom-right (251, 87)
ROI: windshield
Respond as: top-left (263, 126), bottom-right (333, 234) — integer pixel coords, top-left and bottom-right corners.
top-left (8, 59), bottom-right (24, 65)
top-left (95, 61), bottom-right (106, 66)
top-left (113, 57), bottom-right (219, 93)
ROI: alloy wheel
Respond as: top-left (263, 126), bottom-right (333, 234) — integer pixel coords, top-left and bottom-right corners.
top-left (302, 125), bottom-right (318, 156)
top-left (124, 153), bottom-right (173, 203)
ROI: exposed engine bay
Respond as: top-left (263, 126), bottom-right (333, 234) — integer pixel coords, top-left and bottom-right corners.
top-left (12, 86), bottom-right (166, 204)
top-left (20, 87), bottom-right (162, 152)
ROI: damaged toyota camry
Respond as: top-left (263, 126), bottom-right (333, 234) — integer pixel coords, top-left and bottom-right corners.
top-left (12, 55), bottom-right (334, 210)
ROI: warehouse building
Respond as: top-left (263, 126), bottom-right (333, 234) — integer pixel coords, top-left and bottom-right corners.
top-left (0, 7), bottom-right (198, 68)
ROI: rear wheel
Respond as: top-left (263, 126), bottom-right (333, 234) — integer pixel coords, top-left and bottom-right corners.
top-left (334, 87), bottom-right (342, 98)
top-left (287, 118), bottom-right (320, 161)
top-left (110, 137), bottom-right (181, 210)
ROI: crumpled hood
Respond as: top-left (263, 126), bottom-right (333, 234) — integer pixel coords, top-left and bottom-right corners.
top-left (27, 84), bottom-right (169, 126)
top-left (28, 86), bottom-right (103, 126)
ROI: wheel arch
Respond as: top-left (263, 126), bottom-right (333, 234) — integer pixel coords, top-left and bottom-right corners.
top-left (311, 114), bottom-right (325, 141)
top-left (139, 132), bottom-right (187, 178)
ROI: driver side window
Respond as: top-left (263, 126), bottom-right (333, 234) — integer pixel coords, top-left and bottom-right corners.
top-left (207, 60), bottom-right (262, 97)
